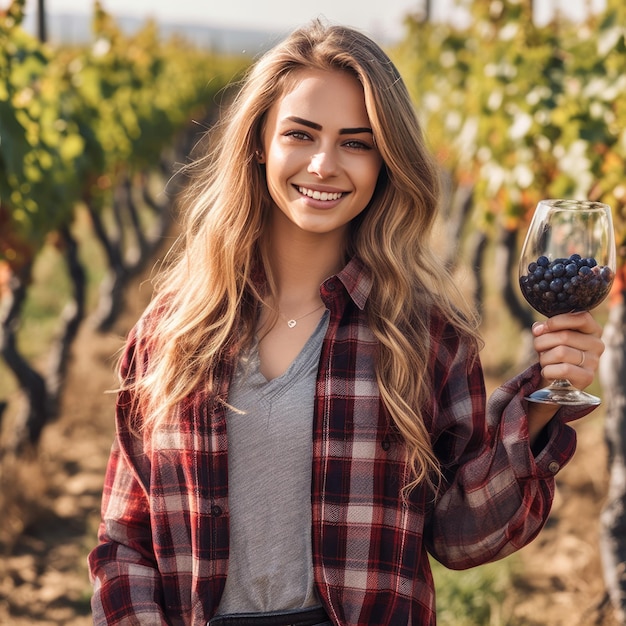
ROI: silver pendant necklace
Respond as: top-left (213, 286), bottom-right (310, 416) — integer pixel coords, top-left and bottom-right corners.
top-left (279, 303), bottom-right (325, 328)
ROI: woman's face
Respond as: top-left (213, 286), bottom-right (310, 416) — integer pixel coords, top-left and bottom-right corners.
top-left (261, 68), bottom-right (383, 239)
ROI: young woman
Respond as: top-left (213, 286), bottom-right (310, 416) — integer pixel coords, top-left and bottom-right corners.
top-left (89, 20), bottom-right (605, 626)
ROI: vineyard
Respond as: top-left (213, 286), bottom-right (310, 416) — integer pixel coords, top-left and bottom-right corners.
top-left (1, 0), bottom-right (626, 624)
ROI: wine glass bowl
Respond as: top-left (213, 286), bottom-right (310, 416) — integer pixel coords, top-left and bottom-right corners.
top-left (518, 199), bottom-right (616, 406)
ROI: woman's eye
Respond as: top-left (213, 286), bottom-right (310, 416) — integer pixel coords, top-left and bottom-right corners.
top-left (344, 139), bottom-right (372, 151)
top-left (284, 130), bottom-right (311, 141)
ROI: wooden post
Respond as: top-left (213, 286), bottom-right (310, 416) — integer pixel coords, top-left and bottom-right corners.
top-left (37, 0), bottom-right (46, 42)
top-left (424, 0), bottom-right (432, 22)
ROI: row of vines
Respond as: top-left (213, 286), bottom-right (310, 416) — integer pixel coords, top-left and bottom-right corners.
top-left (394, 5), bottom-right (626, 618)
top-left (0, 0), bottom-right (247, 454)
top-left (393, 0), bottom-right (626, 377)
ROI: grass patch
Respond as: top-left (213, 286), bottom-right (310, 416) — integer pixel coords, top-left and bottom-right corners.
top-left (432, 555), bottom-right (521, 625)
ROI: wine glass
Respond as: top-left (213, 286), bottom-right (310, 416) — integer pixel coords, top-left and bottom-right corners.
top-left (518, 199), bottom-right (616, 405)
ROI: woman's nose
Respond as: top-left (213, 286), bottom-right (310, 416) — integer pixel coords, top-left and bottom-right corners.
top-left (307, 150), bottom-right (339, 177)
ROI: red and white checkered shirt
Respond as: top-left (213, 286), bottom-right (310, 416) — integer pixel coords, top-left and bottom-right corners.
top-left (89, 256), bottom-right (586, 625)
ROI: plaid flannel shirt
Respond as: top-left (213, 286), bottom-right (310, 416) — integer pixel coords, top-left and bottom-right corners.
top-left (89, 256), bottom-right (585, 625)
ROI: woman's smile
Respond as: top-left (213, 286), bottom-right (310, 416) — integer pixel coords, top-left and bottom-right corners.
top-left (295, 185), bottom-right (345, 202)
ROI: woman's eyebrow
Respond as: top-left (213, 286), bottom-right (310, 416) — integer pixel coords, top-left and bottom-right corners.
top-left (339, 127), bottom-right (373, 135)
top-left (286, 116), bottom-right (322, 130)
top-left (286, 116), bottom-right (373, 135)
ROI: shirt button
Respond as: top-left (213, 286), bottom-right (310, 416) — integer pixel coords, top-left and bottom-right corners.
top-left (381, 440), bottom-right (391, 451)
top-left (211, 505), bottom-right (223, 516)
top-left (548, 461), bottom-right (560, 474)
top-left (326, 281), bottom-right (336, 291)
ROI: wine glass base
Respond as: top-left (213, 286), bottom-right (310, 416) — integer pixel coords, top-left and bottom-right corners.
top-left (525, 387), bottom-right (601, 407)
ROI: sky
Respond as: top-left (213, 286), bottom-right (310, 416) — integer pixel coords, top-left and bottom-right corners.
top-left (14, 0), bottom-right (608, 43)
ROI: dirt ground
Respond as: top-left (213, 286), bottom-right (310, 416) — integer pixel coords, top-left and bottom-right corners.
top-left (0, 278), bottom-right (621, 625)
top-left (0, 278), bottom-right (152, 626)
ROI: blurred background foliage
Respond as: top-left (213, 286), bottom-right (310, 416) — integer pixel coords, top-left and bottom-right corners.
top-left (1, 1), bottom-right (625, 623)
top-left (394, 0), bottom-right (626, 253)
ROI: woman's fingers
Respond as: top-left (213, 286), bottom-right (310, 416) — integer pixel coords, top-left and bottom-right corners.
top-left (531, 311), bottom-right (605, 388)
top-left (532, 310), bottom-right (602, 338)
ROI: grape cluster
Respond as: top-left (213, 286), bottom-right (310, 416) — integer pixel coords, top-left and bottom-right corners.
top-left (519, 253), bottom-right (614, 317)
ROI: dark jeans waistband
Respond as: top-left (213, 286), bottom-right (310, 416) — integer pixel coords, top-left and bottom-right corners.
top-left (208, 605), bottom-right (331, 626)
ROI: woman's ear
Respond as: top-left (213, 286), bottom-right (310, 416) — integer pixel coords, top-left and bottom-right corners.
top-left (255, 150), bottom-right (266, 164)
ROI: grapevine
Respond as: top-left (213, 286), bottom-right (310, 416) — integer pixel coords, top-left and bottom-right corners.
top-left (0, 0), bottom-right (246, 451)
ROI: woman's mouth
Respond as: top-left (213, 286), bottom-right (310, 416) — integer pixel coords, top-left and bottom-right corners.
top-left (297, 186), bottom-right (344, 201)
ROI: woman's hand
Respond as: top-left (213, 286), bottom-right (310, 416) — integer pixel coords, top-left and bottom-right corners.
top-left (526, 311), bottom-right (605, 443)
top-left (532, 311), bottom-right (604, 390)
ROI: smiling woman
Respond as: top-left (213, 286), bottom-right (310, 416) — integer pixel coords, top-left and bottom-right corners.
top-left (88, 18), bottom-right (606, 626)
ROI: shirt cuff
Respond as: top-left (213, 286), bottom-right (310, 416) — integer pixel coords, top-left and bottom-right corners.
top-left (531, 416), bottom-right (576, 478)
top-left (493, 363), bottom-right (592, 479)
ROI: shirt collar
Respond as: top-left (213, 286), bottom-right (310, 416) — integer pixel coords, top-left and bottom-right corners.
top-left (334, 256), bottom-right (372, 311)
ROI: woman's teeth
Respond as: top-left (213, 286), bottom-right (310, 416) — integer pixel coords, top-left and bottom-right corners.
top-left (297, 186), bottom-right (343, 201)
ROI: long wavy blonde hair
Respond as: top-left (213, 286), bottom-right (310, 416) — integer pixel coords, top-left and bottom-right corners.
top-left (127, 20), bottom-right (480, 491)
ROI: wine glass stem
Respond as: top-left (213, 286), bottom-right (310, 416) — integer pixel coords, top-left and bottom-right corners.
top-left (549, 379), bottom-right (576, 390)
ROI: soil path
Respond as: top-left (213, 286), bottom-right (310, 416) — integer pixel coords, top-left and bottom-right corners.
top-left (0, 277), bottom-right (152, 625)
top-left (0, 276), bottom-right (619, 625)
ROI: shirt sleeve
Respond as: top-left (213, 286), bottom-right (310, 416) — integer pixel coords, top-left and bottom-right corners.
top-left (88, 326), bottom-right (169, 625)
top-left (424, 324), bottom-right (593, 570)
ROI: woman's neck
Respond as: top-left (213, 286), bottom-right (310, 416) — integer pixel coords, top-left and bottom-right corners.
top-left (266, 224), bottom-right (346, 308)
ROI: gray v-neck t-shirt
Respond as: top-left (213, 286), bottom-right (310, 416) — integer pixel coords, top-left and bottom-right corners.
top-left (216, 312), bottom-right (330, 614)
